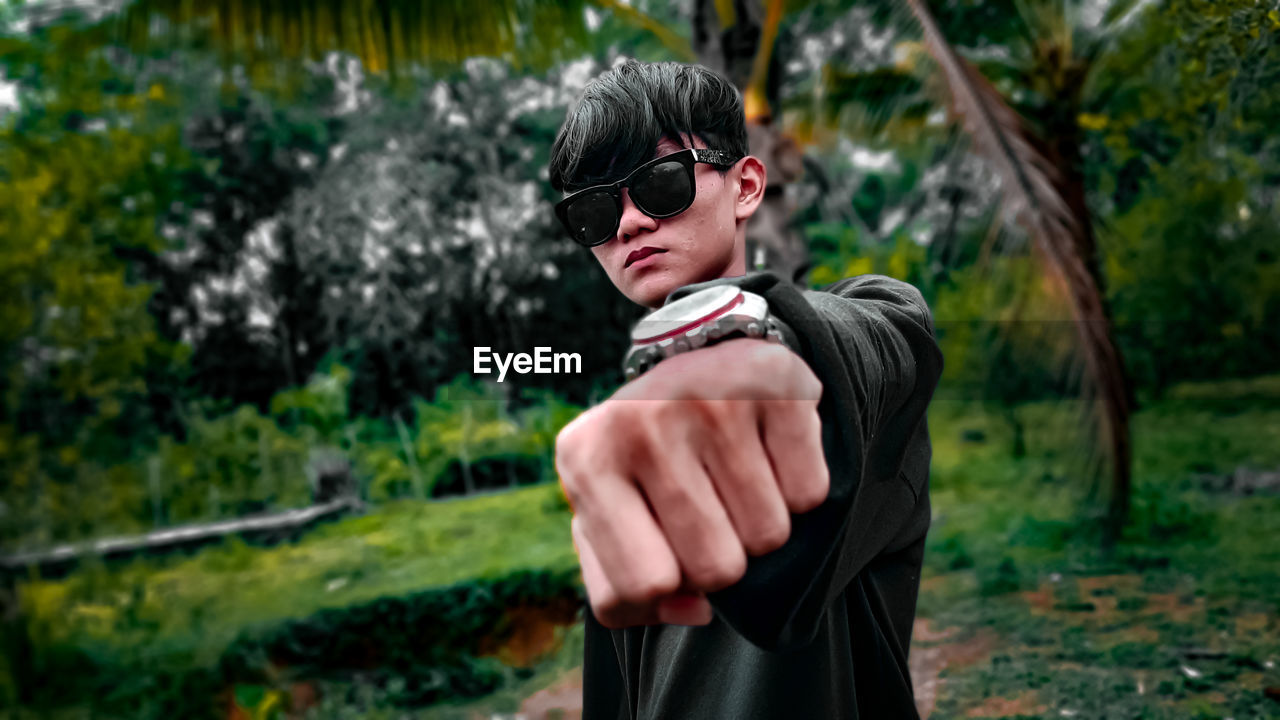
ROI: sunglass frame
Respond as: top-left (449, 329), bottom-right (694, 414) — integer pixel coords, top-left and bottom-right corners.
top-left (554, 148), bottom-right (742, 247)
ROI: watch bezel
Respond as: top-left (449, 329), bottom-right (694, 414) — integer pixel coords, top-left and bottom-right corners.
top-left (622, 287), bottom-right (786, 382)
top-left (630, 285), bottom-right (743, 345)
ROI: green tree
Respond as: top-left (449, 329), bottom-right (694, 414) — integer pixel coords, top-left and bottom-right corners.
top-left (0, 15), bottom-right (343, 542)
top-left (0, 21), bottom-right (195, 543)
top-left (26, 0), bottom-right (1278, 539)
top-left (1086, 0), bottom-right (1280, 395)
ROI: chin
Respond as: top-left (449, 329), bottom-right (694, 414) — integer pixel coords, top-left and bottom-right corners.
top-left (629, 287), bottom-right (668, 309)
top-left (618, 261), bottom-right (718, 308)
top-left (620, 278), bottom-right (674, 309)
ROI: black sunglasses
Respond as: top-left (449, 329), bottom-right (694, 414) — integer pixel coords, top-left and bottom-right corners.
top-left (554, 148), bottom-right (742, 247)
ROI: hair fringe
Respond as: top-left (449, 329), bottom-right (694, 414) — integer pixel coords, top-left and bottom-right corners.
top-left (548, 59), bottom-right (748, 194)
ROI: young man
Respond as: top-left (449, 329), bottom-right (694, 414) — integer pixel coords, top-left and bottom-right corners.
top-left (550, 59), bottom-right (943, 719)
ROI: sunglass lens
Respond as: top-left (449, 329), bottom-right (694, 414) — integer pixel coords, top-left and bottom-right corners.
top-left (632, 160), bottom-right (693, 216)
top-left (565, 190), bottom-right (618, 246)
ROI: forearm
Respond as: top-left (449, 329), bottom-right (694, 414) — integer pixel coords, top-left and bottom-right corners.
top-left (666, 271), bottom-right (943, 650)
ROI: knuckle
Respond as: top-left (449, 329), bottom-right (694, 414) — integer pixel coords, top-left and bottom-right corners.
top-left (809, 405), bottom-right (825, 432)
top-left (688, 549), bottom-right (747, 591)
top-left (651, 399), bottom-right (689, 430)
top-left (602, 400), bottom-right (634, 431)
top-left (610, 402), bottom-right (662, 451)
top-left (558, 405), bottom-right (594, 441)
top-left (557, 465), bottom-right (580, 496)
top-left (553, 431), bottom-right (573, 469)
top-left (554, 413), bottom-right (592, 466)
top-left (815, 467), bottom-right (832, 497)
top-left (793, 474), bottom-right (830, 512)
top-left (801, 363), bottom-right (823, 396)
top-left (587, 579), bottom-right (620, 615)
top-left (764, 342), bottom-right (802, 373)
top-left (682, 403), bottom-right (720, 438)
top-left (687, 398), bottom-right (717, 425)
top-left (702, 398), bottom-right (747, 430)
top-left (555, 462), bottom-right (586, 512)
top-left (642, 472), bottom-right (694, 511)
top-left (716, 451), bottom-right (767, 494)
top-left (744, 337), bottom-right (782, 363)
top-left (554, 419), bottom-right (574, 450)
top-left (777, 353), bottom-right (821, 399)
top-left (593, 601), bottom-right (627, 629)
top-left (613, 558), bottom-right (679, 605)
top-left (623, 573), bottom-right (678, 605)
top-left (610, 574), bottom-right (646, 604)
top-left (744, 517), bottom-right (791, 556)
top-left (643, 573), bottom-right (682, 600)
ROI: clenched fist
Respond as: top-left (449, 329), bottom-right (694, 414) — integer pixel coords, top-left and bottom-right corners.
top-left (555, 337), bottom-right (830, 630)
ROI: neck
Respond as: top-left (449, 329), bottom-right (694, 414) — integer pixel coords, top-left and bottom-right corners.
top-left (720, 255), bottom-right (747, 279)
top-left (719, 236), bottom-right (748, 279)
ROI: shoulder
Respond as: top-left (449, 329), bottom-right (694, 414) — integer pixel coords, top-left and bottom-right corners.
top-left (806, 274), bottom-right (935, 332)
top-left (817, 273), bottom-right (927, 305)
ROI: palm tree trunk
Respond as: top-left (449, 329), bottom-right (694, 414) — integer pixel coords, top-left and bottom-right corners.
top-left (1048, 128), bottom-right (1135, 541)
top-left (692, 0), bottom-right (810, 284)
top-left (903, 0), bottom-right (1133, 541)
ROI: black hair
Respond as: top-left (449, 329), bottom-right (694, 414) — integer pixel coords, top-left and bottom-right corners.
top-left (548, 59), bottom-right (749, 194)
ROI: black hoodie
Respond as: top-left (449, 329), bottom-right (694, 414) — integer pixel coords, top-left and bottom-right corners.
top-left (581, 271), bottom-right (944, 720)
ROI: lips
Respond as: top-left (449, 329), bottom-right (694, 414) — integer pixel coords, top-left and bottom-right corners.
top-left (625, 246), bottom-right (666, 268)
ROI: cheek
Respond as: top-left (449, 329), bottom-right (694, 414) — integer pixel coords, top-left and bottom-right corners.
top-left (701, 181), bottom-right (735, 234)
top-left (674, 199), bottom-right (730, 256)
top-left (591, 246), bottom-right (614, 273)
top-left (699, 198), bottom-right (736, 252)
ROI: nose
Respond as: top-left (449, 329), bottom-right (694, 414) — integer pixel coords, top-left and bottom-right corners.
top-left (615, 187), bottom-right (658, 242)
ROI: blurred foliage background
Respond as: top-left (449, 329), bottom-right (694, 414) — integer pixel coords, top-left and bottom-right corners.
top-left (0, 0), bottom-right (1277, 718)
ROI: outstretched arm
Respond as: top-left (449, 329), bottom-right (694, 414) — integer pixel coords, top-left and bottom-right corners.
top-left (556, 271), bottom-right (942, 649)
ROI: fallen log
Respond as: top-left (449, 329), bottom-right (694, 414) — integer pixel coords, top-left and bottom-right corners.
top-left (0, 495), bottom-right (363, 579)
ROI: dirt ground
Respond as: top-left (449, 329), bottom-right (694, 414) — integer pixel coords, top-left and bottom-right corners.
top-left (503, 570), bottom-right (1280, 720)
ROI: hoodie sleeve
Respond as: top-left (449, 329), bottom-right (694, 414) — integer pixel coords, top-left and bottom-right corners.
top-left (661, 271), bottom-right (944, 652)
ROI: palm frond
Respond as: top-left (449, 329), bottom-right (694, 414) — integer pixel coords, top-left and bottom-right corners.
top-left (112, 0), bottom-right (595, 77)
top-left (1101, 0), bottom-right (1159, 32)
top-left (594, 0), bottom-right (697, 62)
top-left (904, 0), bottom-right (1132, 535)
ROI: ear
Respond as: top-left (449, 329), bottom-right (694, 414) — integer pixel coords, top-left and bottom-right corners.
top-left (733, 155), bottom-right (767, 221)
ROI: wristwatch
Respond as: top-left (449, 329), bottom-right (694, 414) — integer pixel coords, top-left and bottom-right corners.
top-left (623, 285), bottom-right (797, 382)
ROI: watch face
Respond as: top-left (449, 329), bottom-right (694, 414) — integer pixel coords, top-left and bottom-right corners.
top-left (631, 285), bottom-right (743, 345)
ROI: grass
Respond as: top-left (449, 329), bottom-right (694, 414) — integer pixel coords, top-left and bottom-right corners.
top-left (286, 622), bottom-right (588, 720)
top-left (13, 483), bottom-right (577, 714)
top-left (8, 374), bottom-right (1280, 719)
top-left (914, 375), bottom-right (1280, 718)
